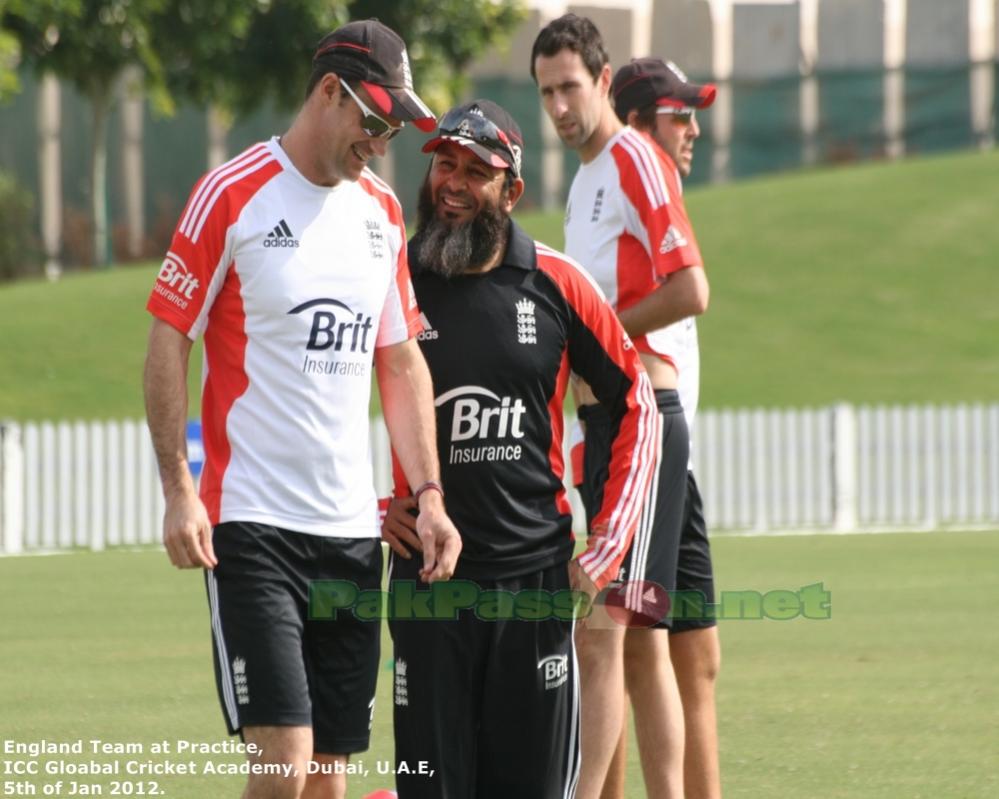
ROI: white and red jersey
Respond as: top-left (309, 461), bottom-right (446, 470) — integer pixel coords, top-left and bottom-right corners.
top-left (564, 126), bottom-right (703, 426)
top-left (147, 138), bottom-right (421, 537)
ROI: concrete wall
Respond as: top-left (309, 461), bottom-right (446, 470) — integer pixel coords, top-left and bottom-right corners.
top-left (970, 0), bottom-right (997, 61)
top-left (817, 0), bottom-right (885, 71)
top-left (906, 0), bottom-right (971, 67)
top-left (650, 0), bottom-right (715, 78)
top-left (472, 5), bottom-right (640, 78)
top-left (732, 2), bottom-right (801, 79)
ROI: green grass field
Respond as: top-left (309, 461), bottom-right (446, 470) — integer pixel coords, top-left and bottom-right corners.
top-left (1, 148), bottom-right (997, 420)
top-left (2, 531), bottom-right (998, 798)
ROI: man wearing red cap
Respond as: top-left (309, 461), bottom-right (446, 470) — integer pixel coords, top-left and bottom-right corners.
top-left (606, 56), bottom-right (722, 799)
top-left (382, 99), bottom-right (660, 799)
top-left (532, 14), bottom-right (715, 799)
top-left (143, 19), bottom-right (457, 799)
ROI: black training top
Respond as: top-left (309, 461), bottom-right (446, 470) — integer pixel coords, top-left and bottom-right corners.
top-left (394, 219), bottom-right (659, 589)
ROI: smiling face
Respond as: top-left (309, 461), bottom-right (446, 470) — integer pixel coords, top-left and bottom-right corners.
top-left (533, 48), bottom-right (613, 161)
top-left (427, 141), bottom-right (512, 224)
top-left (313, 74), bottom-right (401, 185)
top-left (412, 141), bottom-right (524, 276)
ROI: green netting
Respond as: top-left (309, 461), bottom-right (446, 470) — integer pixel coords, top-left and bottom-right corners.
top-left (904, 66), bottom-right (975, 155)
top-left (816, 69), bottom-right (886, 163)
top-left (727, 75), bottom-right (804, 179)
top-left (1, 63), bottom-right (994, 267)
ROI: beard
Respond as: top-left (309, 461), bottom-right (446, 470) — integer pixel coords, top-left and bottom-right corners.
top-left (411, 177), bottom-right (509, 279)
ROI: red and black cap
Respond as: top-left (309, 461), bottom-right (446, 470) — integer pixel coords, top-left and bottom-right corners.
top-left (422, 100), bottom-right (524, 177)
top-left (313, 19), bottom-right (436, 132)
top-left (612, 57), bottom-right (717, 121)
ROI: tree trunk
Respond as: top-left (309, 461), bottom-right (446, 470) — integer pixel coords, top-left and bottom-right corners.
top-left (90, 85), bottom-right (111, 268)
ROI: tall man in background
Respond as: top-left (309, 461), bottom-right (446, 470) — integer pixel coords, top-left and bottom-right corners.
top-left (605, 56), bottom-right (722, 799)
top-left (143, 20), bottom-right (460, 799)
top-left (532, 14), bottom-right (714, 799)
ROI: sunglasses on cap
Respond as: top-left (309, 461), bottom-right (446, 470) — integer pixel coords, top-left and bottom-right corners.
top-left (656, 107), bottom-right (696, 124)
top-left (437, 107), bottom-right (517, 169)
top-left (656, 106), bottom-right (695, 116)
top-left (341, 80), bottom-right (403, 140)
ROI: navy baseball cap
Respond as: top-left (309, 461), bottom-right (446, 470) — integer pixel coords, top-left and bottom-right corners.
top-left (313, 19), bottom-right (436, 132)
top-left (612, 58), bottom-right (717, 121)
top-left (422, 100), bottom-right (524, 178)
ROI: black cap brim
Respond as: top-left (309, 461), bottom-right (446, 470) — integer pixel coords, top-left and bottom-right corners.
top-left (422, 135), bottom-right (512, 169)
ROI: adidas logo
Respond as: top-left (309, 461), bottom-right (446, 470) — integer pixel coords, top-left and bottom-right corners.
top-left (264, 219), bottom-right (299, 248)
top-left (416, 312), bottom-right (438, 341)
top-left (659, 225), bottom-right (688, 254)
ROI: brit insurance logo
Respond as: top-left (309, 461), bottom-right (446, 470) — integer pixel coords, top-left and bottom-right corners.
top-left (288, 298), bottom-right (373, 378)
top-left (434, 385), bottom-right (527, 465)
top-left (538, 654), bottom-right (569, 691)
top-left (154, 251), bottom-right (200, 310)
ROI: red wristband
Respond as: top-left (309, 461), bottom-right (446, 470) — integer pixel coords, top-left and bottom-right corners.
top-left (413, 480), bottom-right (444, 504)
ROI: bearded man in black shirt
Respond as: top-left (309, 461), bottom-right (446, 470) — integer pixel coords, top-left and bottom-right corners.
top-left (382, 99), bottom-right (662, 799)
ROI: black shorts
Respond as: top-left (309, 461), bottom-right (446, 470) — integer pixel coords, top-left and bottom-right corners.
top-left (579, 389), bottom-right (689, 630)
top-left (205, 522), bottom-right (382, 753)
top-left (388, 555), bottom-right (580, 799)
top-left (672, 470), bottom-right (718, 634)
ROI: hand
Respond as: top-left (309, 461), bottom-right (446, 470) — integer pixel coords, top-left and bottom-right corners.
top-left (162, 491), bottom-right (216, 569)
top-left (381, 496), bottom-right (422, 559)
top-left (415, 494), bottom-right (462, 583)
top-left (569, 558), bottom-right (600, 628)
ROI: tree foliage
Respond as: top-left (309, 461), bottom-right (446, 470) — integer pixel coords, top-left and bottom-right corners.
top-left (0, 0), bottom-right (527, 266)
top-left (3, 0), bottom-right (169, 265)
top-left (0, 0), bottom-right (21, 102)
top-left (151, 0), bottom-right (526, 116)
top-left (4, 0), bottom-right (164, 101)
top-left (150, 0), bottom-right (348, 116)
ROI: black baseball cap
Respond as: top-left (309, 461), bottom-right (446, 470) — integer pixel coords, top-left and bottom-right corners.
top-left (313, 19), bottom-right (436, 132)
top-left (422, 100), bottom-right (524, 177)
top-left (612, 58), bottom-right (717, 120)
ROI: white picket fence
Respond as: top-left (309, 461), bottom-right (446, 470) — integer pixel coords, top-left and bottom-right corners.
top-left (1, 403), bottom-right (998, 554)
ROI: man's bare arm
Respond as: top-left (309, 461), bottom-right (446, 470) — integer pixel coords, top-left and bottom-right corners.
top-left (375, 338), bottom-right (461, 582)
top-left (143, 318), bottom-right (216, 569)
top-left (616, 264), bottom-right (709, 338)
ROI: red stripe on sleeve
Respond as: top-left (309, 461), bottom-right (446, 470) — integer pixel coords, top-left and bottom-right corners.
top-left (147, 149), bottom-right (282, 337)
top-left (198, 269), bottom-right (249, 524)
top-left (146, 145), bottom-right (283, 522)
top-left (546, 350), bottom-right (573, 520)
top-left (535, 245), bottom-right (659, 590)
top-left (611, 132), bottom-right (702, 281)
